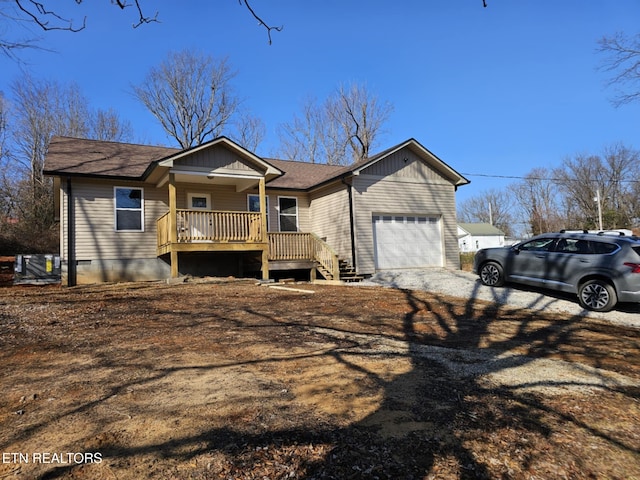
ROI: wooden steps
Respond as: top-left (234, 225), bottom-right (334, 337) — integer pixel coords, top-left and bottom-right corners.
top-left (338, 259), bottom-right (363, 282)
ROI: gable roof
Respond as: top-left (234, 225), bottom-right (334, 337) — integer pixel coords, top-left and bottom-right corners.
top-left (44, 136), bottom-right (469, 190)
top-left (458, 223), bottom-right (505, 236)
top-left (350, 138), bottom-right (470, 187)
top-left (44, 136), bottom-right (178, 179)
top-left (154, 137), bottom-right (283, 178)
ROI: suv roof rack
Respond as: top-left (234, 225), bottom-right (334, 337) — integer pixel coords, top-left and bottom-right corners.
top-left (560, 229), bottom-right (633, 237)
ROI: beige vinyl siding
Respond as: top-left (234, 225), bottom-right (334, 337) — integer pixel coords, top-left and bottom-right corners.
top-left (171, 183), bottom-right (311, 233)
top-left (261, 189), bottom-right (311, 233)
top-left (361, 148), bottom-right (451, 182)
top-left (66, 179), bottom-right (168, 260)
top-left (176, 184), bottom-right (246, 211)
top-left (309, 183), bottom-right (352, 261)
top-left (353, 174), bottom-right (459, 274)
top-left (175, 144), bottom-right (256, 172)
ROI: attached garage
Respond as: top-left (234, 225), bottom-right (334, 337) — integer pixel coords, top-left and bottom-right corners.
top-left (372, 214), bottom-right (443, 269)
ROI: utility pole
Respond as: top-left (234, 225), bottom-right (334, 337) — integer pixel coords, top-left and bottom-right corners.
top-left (595, 188), bottom-right (603, 231)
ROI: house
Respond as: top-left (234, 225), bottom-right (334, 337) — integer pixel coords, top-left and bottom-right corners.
top-left (458, 223), bottom-right (505, 253)
top-left (44, 136), bottom-right (470, 286)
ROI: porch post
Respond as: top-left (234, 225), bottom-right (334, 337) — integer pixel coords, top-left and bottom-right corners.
top-left (168, 173), bottom-right (179, 278)
top-left (259, 177), bottom-right (269, 279)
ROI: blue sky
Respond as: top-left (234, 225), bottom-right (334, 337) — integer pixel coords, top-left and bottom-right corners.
top-left (2, 0), bottom-right (639, 206)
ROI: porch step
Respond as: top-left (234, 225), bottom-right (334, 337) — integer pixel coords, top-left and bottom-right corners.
top-left (338, 259), bottom-right (363, 283)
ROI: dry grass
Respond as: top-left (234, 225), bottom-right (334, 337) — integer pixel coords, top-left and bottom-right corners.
top-left (0, 280), bottom-right (639, 479)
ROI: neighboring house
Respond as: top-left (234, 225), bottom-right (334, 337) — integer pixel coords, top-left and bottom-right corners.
top-left (44, 136), bottom-right (470, 285)
top-left (458, 223), bottom-right (505, 253)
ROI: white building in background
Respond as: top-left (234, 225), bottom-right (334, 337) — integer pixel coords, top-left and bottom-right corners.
top-left (458, 223), bottom-right (505, 253)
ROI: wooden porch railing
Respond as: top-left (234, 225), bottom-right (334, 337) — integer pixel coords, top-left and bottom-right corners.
top-left (157, 210), bottom-right (263, 249)
top-left (157, 211), bottom-right (171, 250)
top-left (157, 213), bottom-right (341, 280)
top-left (268, 232), bottom-right (340, 280)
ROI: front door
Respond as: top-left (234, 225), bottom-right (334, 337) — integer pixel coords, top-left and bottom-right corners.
top-left (187, 193), bottom-right (211, 240)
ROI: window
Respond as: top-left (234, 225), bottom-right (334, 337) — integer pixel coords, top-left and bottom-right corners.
top-left (278, 197), bottom-right (298, 232)
top-left (187, 192), bottom-right (211, 210)
top-left (248, 194), bottom-right (269, 227)
top-left (115, 187), bottom-right (143, 231)
top-left (518, 238), bottom-right (554, 252)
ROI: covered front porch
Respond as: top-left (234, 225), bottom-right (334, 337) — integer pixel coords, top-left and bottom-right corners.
top-left (149, 137), bottom-right (341, 281)
top-left (156, 208), bottom-right (340, 281)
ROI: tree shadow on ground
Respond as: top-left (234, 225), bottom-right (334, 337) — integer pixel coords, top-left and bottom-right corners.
top-left (4, 282), bottom-right (639, 479)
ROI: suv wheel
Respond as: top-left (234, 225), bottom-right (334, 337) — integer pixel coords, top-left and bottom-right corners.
top-left (479, 261), bottom-right (504, 287)
top-left (578, 279), bottom-right (617, 312)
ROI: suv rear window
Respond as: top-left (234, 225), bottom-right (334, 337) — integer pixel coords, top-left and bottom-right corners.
top-left (591, 242), bottom-right (618, 254)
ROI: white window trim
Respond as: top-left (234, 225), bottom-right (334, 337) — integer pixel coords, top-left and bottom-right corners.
top-left (187, 192), bottom-right (212, 210)
top-left (114, 186), bottom-right (144, 232)
top-left (247, 194), bottom-right (269, 229)
top-left (277, 196), bottom-right (299, 232)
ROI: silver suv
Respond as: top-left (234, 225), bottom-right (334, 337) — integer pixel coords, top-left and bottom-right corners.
top-left (473, 230), bottom-right (640, 312)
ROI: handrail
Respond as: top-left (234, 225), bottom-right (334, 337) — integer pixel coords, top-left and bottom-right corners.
top-left (310, 233), bottom-right (340, 280)
top-left (157, 212), bottom-right (171, 249)
top-left (268, 232), bottom-right (340, 280)
top-left (157, 212), bottom-right (340, 280)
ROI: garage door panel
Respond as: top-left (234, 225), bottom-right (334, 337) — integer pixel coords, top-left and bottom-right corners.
top-left (373, 215), bottom-right (442, 269)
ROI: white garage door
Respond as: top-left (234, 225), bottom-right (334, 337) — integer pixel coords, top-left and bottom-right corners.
top-left (373, 215), bottom-right (443, 269)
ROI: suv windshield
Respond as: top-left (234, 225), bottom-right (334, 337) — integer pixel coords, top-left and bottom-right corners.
top-left (517, 238), bottom-right (555, 252)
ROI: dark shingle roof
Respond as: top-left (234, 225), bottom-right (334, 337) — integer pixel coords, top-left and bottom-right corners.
top-left (44, 136), bottom-right (352, 189)
top-left (264, 159), bottom-right (349, 190)
top-left (44, 136), bottom-right (469, 190)
top-left (44, 136), bottom-right (178, 179)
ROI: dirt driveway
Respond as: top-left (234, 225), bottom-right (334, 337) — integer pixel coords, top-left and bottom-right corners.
top-left (1, 279), bottom-right (639, 479)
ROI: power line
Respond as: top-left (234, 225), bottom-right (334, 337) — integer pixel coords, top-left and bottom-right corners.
top-left (461, 172), bottom-right (640, 184)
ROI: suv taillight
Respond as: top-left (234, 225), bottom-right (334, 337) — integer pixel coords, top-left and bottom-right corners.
top-left (624, 262), bottom-right (640, 273)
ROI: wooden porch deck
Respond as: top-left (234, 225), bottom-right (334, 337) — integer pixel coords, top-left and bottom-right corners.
top-left (157, 210), bottom-right (340, 280)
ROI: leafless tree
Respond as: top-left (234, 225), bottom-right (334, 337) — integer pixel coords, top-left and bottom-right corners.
top-left (91, 108), bottom-right (134, 142)
top-left (598, 32), bottom-right (640, 106)
top-left (330, 83), bottom-right (393, 164)
top-left (510, 167), bottom-right (564, 235)
top-left (12, 75), bottom-right (90, 192)
top-left (457, 189), bottom-right (514, 237)
top-left (277, 96), bottom-right (325, 163)
top-left (132, 50), bottom-right (239, 149)
top-left (278, 83), bottom-right (393, 165)
top-left (552, 144), bottom-right (640, 229)
top-left (231, 111), bottom-right (265, 152)
top-left (5, 74), bottom-right (134, 252)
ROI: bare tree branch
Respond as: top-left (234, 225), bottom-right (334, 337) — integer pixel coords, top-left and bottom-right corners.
top-left (14, 0), bottom-right (86, 32)
top-left (113, 0), bottom-right (158, 28)
top-left (239, 0), bottom-right (282, 45)
top-left (598, 31), bottom-right (640, 107)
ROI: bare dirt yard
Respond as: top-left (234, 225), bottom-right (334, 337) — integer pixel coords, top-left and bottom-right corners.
top-left (1, 278), bottom-right (639, 479)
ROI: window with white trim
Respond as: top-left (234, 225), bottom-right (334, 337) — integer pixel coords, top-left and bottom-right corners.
top-left (114, 187), bottom-right (144, 231)
top-left (248, 194), bottom-right (269, 228)
top-left (278, 196), bottom-right (298, 232)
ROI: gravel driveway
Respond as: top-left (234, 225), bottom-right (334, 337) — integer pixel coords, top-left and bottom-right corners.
top-left (358, 268), bottom-right (640, 328)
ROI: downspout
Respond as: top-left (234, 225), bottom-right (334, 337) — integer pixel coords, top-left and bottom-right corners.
top-left (66, 177), bottom-right (76, 287)
top-left (342, 177), bottom-right (357, 271)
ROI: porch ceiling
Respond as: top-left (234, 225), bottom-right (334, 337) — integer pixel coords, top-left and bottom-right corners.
top-left (157, 170), bottom-right (262, 192)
